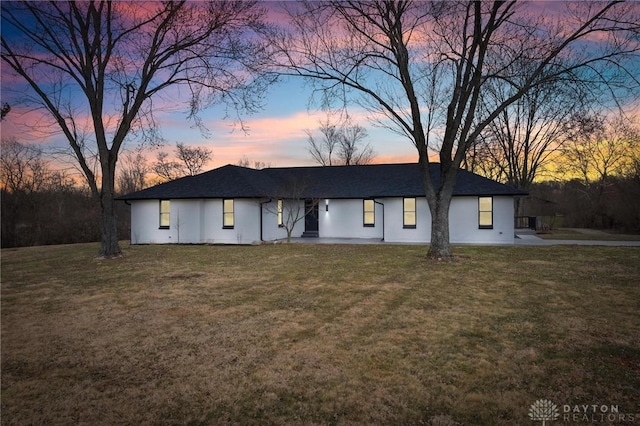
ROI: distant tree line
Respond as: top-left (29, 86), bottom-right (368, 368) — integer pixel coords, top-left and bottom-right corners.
top-left (487, 113), bottom-right (640, 232)
top-left (0, 139), bottom-right (128, 248)
top-left (1, 138), bottom-right (214, 248)
top-left (526, 175), bottom-right (640, 233)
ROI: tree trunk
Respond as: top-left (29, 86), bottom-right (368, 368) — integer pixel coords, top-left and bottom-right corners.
top-left (423, 160), bottom-right (457, 260)
top-left (98, 163), bottom-right (122, 258)
top-left (514, 196), bottom-right (524, 218)
top-left (428, 194), bottom-right (453, 259)
top-left (99, 191), bottom-right (122, 258)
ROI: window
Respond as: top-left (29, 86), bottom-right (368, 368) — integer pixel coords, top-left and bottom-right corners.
top-left (363, 199), bottom-right (375, 227)
top-left (223, 199), bottom-right (234, 228)
top-left (159, 200), bottom-right (170, 229)
top-left (403, 198), bottom-right (416, 228)
top-left (277, 199), bottom-right (283, 227)
top-left (478, 196), bottom-right (493, 229)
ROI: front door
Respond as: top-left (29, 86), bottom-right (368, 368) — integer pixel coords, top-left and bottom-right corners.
top-left (304, 199), bottom-right (319, 236)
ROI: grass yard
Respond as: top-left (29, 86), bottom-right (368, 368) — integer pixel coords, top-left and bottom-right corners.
top-left (1, 243), bottom-right (639, 425)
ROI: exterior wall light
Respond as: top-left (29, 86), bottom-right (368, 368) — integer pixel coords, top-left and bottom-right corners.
top-left (325, 199), bottom-right (329, 211)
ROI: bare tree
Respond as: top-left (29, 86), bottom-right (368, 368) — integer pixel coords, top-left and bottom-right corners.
top-left (264, 177), bottom-right (319, 242)
top-left (338, 123), bottom-right (375, 165)
top-left (176, 143), bottom-right (213, 176)
top-left (0, 138), bottom-right (81, 195)
top-left (272, 1), bottom-right (640, 258)
top-left (153, 143), bottom-right (213, 182)
top-left (117, 151), bottom-right (150, 195)
top-left (1, 1), bottom-right (272, 257)
top-left (621, 119), bottom-right (640, 181)
top-left (1, 103), bottom-right (10, 120)
top-left (237, 156), bottom-right (271, 169)
top-left (1, 138), bottom-right (51, 247)
top-left (562, 114), bottom-right (637, 185)
top-left (307, 119), bottom-right (375, 166)
top-left (152, 152), bottom-right (184, 183)
top-left (306, 119), bottom-right (342, 166)
top-left (558, 113), bottom-right (640, 228)
top-left (0, 138), bottom-right (50, 194)
top-left (464, 77), bottom-right (584, 214)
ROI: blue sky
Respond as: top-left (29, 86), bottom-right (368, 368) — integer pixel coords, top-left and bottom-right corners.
top-left (0, 66), bottom-right (417, 168)
top-left (0, 0), bottom-right (425, 169)
top-left (2, 1), bottom-right (637, 171)
top-left (151, 76), bottom-right (418, 168)
top-left (0, 0), bottom-right (417, 170)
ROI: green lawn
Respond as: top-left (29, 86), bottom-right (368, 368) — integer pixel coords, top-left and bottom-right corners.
top-left (2, 243), bottom-right (639, 425)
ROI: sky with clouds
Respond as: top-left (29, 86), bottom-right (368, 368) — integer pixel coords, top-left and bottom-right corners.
top-left (0, 0), bottom-right (418, 169)
top-left (0, 59), bottom-right (418, 169)
top-left (1, 1), bottom-right (637, 172)
top-left (147, 77), bottom-right (419, 168)
top-left (0, 71), bottom-right (418, 169)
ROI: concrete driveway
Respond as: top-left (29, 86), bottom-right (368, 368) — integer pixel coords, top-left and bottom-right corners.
top-left (289, 230), bottom-right (640, 247)
top-left (514, 232), bottom-right (640, 247)
top-left (289, 235), bottom-right (640, 246)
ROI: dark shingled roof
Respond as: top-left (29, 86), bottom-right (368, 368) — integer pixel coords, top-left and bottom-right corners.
top-left (119, 163), bottom-right (526, 200)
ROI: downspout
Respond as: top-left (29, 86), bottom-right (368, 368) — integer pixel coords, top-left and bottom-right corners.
top-left (259, 198), bottom-right (272, 242)
top-left (374, 199), bottom-right (385, 242)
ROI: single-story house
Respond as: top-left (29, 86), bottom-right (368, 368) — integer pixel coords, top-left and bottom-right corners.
top-left (119, 163), bottom-right (526, 245)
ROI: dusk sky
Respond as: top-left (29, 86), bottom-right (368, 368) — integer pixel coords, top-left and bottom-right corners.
top-left (146, 77), bottom-right (419, 168)
top-left (1, 66), bottom-right (417, 169)
top-left (0, 0), bottom-right (418, 170)
top-left (1, 1), bottom-right (637, 172)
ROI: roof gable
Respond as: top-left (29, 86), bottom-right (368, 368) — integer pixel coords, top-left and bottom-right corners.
top-left (119, 163), bottom-right (526, 200)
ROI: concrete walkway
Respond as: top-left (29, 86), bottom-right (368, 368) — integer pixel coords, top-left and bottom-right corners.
top-left (287, 234), bottom-right (640, 247)
top-left (513, 233), bottom-right (640, 247)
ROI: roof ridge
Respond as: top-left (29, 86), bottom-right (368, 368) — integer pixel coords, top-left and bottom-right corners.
top-left (263, 162), bottom-right (427, 171)
top-left (226, 164), bottom-right (271, 193)
top-left (119, 162), bottom-right (527, 201)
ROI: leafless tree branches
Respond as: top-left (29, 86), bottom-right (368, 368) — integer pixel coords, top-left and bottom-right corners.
top-left (307, 118), bottom-right (375, 166)
top-left (1, 0), bottom-right (273, 257)
top-left (153, 143), bottom-right (213, 182)
top-left (270, 0), bottom-right (640, 257)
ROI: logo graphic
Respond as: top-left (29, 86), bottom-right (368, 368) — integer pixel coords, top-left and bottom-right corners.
top-left (529, 399), bottom-right (560, 425)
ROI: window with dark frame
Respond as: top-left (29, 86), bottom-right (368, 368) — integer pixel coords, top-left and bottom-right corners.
top-left (478, 196), bottom-right (493, 229)
top-left (223, 199), bottom-right (234, 228)
top-left (363, 199), bottom-right (375, 227)
top-left (403, 197), bottom-right (416, 228)
top-left (159, 200), bottom-right (170, 229)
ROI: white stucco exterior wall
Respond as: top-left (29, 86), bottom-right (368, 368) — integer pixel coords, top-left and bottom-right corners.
top-left (449, 196), bottom-right (515, 244)
top-left (379, 196), bottom-right (514, 244)
top-left (261, 199), bottom-right (306, 241)
top-left (130, 198), bottom-right (262, 244)
top-left (130, 199), bottom-right (169, 244)
top-left (130, 199), bottom-right (205, 244)
top-left (200, 198), bottom-right (261, 244)
top-left (383, 197), bottom-right (431, 243)
top-left (319, 199), bottom-right (383, 239)
top-left (130, 195), bottom-right (515, 245)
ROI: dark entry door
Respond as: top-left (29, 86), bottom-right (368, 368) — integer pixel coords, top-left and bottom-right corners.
top-left (304, 199), bottom-right (319, 235)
